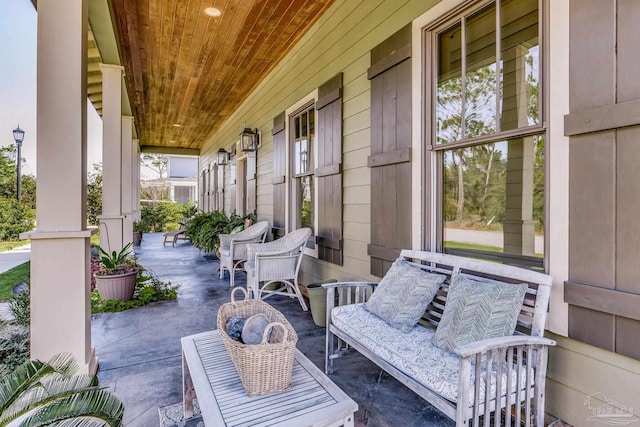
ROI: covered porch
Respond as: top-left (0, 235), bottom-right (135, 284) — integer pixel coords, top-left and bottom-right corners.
top-left (25, 0), bottom-right (640, 425)
top-left (93, 232), bottom-right (452, 426)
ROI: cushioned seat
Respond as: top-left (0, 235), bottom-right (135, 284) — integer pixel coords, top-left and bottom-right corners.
top-left (331, 303), bottom-right (532, 405)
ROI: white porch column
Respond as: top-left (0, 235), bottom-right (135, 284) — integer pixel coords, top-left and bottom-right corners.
top-left (98, 64), bottom-right (125, 252)
top-left (132, 139), bottom-right (141, 221)
top-left (23, 0), bottom-right (97, 374)
top-left (121, 116), bottom-right (134, 246)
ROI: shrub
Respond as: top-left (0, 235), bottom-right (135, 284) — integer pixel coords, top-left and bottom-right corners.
top-left (8, 290), bottom-right (30, 328)
top-left (184, 211), bottom-right (255, 253)
top-left (0, 197), bottom-right (35, 241)
top-left (0, 323), bottom-right (29, 372)
top-left (140, 201), bottom-right (184, 232)
top-left (181, 202), bottom-right (198, 219)
top-left (87, 163), bottom-right (103, 226)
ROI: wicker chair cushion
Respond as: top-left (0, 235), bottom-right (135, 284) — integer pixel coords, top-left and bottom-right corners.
top-left (433, 274), bottom-right (528, 352)
top-left (365, 259), bottom-right (446, 333)
top-left (331, 303), bottom-right (532, 404)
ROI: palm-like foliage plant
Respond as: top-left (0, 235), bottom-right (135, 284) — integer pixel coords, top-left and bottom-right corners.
top-left (0, 353), bottom-right (124, 427)
top-left (95, 243), bottom-right (138, 276)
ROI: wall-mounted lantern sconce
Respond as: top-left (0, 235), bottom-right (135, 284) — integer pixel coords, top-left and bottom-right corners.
top-left (217, 148), bottom-right (229, 166)
top-left (240, 127), bottom-right (259, 152)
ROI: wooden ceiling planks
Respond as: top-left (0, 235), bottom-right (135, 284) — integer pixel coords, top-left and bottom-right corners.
top-left (110, 0), bottom-right (334, 150)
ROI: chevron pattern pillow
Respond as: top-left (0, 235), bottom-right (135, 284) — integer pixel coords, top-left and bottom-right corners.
top-left (434, 274), bottom-right (528, 352)
top-left (366, 259), bottom-right (446, 333)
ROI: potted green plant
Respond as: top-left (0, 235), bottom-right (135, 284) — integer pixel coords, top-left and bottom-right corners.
top-left (94, 243), bottom-right (139, 302)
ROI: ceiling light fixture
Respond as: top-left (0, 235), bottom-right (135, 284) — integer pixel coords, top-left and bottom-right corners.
top-left (204, 7), bottom-right (222, 17)
top-left (172, 123), bottom-right (182, 127)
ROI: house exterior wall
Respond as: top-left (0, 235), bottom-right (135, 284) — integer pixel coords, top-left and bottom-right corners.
top-left (200, 0), bottom-right (443, 282)
top-left (168, 156), bottom-right (197, 178)
top-left (197, 0), bottom-right (640, 422)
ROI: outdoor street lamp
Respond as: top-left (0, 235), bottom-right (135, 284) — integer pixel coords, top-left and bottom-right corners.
top-left (12, 126), bottom-right (25, 202)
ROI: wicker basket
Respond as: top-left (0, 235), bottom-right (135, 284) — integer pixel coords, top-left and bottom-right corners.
top-left (217, 287), bottom-right (298, 397)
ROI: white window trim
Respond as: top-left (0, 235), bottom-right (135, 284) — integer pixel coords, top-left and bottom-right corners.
top-left (235, 142), bottom-right (248, 215)
top-left (285, 89), bottom-right (319, 258)
top-left (411, 0), bottom-right (468, 252)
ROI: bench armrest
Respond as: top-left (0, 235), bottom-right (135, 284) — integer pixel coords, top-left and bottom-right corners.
top-left (321, 281), bottom-right (378, 290)
top-left (324, 282), bottom-right (377, 315)
top-left (452, 335), bottom-right (557, 358)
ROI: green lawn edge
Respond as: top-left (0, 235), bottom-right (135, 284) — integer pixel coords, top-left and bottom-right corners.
top-left (0, 241), bottom-right (29, 253)
top-left (0, 261), bottom-right (30, 301)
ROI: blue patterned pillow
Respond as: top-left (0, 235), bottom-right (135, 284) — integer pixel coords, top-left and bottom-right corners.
top-left (434, 274), bottom-right (528, 352)
top-left (366, 259), bottom-right (446, 333)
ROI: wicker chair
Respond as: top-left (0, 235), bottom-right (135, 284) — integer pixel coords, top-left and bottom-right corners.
top-left (219, 221), bottom-right (269, 288)
top-left (245, 228), bottom-right (312, 311)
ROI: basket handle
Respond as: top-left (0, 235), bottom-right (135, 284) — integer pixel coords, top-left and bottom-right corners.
top-left (230, 287), bottom-right (249, 303)
top-left (261, 321), bottom-right (288, 344)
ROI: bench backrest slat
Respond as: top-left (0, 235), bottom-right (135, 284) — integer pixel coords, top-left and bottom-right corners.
top-left (400, 250), bottom-right (552, 338)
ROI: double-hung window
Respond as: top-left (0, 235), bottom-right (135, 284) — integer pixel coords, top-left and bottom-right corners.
top-left (428, 0), bottom-right (544, 268)
top-left (289, 102), bottom-right (317, 251)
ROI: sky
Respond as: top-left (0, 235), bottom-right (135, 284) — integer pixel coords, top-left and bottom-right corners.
top-left (0, 2), bottom-right (194, 181)
top-left (0, 1), bottom-right (103, 177)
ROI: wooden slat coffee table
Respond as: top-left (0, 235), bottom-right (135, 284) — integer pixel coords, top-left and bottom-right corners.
top-left (182, 330), bottom-right (357, 426)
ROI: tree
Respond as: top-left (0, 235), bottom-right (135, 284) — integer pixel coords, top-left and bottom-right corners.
top-left (87, 163), bottom-right (103, 226)
top-left (141, 154), bottom-right (168, 179)
top-left (0, 145), bottom-right (36, 207)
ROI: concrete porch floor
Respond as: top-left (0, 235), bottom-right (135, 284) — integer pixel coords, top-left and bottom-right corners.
top-left (92, 232), bottom-right (453, 426)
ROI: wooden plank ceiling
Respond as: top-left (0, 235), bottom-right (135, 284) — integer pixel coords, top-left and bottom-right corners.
top-left (109, 0), bottom-right (335, 150)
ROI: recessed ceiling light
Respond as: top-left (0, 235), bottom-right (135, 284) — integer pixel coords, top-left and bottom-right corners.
top-left (204, 7), bottom-right (222, 17)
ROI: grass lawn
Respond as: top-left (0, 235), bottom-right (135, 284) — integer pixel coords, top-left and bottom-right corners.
top-left (445, 241), bottom-right (543, 258)
top-left (445, 241), bottom-right (503, 252)
top-left (0, 240), bottom-right (29, 253)
top-left (0, 261), bottom-right (30, 301)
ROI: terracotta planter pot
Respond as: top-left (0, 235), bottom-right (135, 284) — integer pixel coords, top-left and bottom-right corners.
top-left (94, 269), bottom-right (139, 301)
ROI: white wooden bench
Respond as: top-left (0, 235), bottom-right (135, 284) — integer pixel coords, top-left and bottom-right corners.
top-left (324, 250), bottom-right (555, 427)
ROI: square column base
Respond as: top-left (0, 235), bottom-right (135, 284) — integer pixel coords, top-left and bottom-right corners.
top-left (21, 230), bottom-right (98, 374)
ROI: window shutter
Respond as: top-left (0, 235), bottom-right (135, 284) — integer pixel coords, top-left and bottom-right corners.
top-left (564, 0), bottom-right (640, 360)
top-left (216, 163), bottom-right (224, 212)
top-left (211, 163), bottom-right (218, 211)
top-left (246, 151), bottom-right (257, 215)
top-left (200, 169), bottom-right (207, 211)
top-left (316, 73), bottom-right (344, 265)
top-left (208, 164), bottom-right (215, 212)
top-left (367, 25), bottom-right (412, 277)
top-left (229, 151), bottom-right (236, 214)
top-left (272, 112), bottom-right (286, 238)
